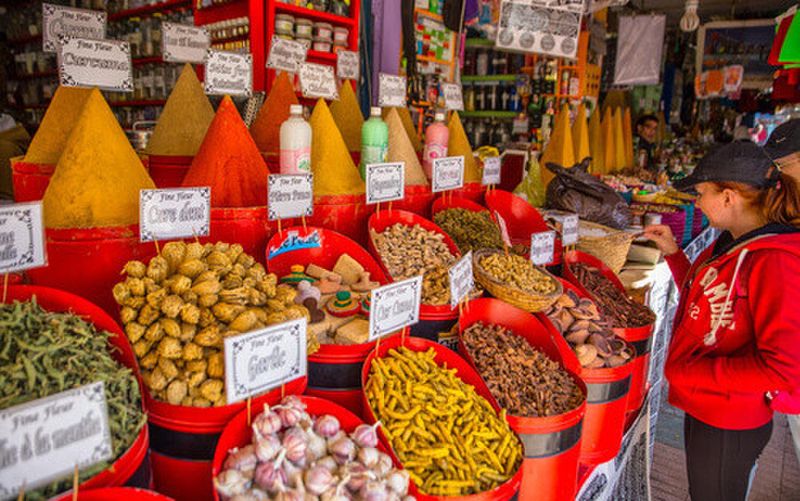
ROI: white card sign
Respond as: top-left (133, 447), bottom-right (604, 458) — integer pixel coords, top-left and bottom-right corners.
top-left (432, 156), bottom-right (465, 193)
top-left (42, 3), bottom-right (106, 53)
top-left (224, 318), bottom-right (308, 404)
top-left (482, 156), bottom-right (502, 185)
top-left (552, 213), bottom-right (579, 246)
top-left (0, 382), bottom-right (112, 498)
top-left (530, 231), bottom-right (556, 266)
top-left (162, 22), bottom-right (211, 63)
top-left (57, 37), bottom-right (133, 92)
top-left (0, 202), bottom-right (46, 274)
top-left (268, 174), bottom-right (314, 220)
top-left (266, 36), bottom-right (307, 73)
top-left (204, 49), bottom-right (252, 97)
top-left (378, 73), bottom-right (407, 107)
top-left (442, 82), bottom-right (464, 111)
top-left (448, 251), bottom-right (474, 309)
top-left (139, 188), bottom-right (211, 242)
top-left (299, 62), bottom-right (339, 100)
top-left (369, 276), bottom-right (423, 341)
top-left (337, 50), bottom-right (360, 81)
top-left (366, 163), bottom-right (405, 204)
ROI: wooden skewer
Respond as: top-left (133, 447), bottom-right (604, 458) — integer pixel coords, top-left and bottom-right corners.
top-left (247, 397), bottom-right (252, 426)
top-left (72, 464), bottom-right (79, 501)
top-left (3, 273), bottom-right (9, 304)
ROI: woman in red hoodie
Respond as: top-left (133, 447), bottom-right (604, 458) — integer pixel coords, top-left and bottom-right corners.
top-left (644, 140), bottom-right (800, 501)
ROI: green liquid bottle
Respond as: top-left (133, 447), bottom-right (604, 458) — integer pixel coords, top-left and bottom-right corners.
top-left (360, 106), bottom-right (389, 180)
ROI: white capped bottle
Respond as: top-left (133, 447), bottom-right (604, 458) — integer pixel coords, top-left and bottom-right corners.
top-left (280, 104), bottom-right (312, 174)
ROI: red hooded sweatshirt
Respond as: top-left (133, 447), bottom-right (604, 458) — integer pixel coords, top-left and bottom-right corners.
top-left (664, 225), bottom-right (800, 430)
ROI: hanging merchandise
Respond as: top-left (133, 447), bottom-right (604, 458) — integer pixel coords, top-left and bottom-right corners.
top-left (495, 0), bottom-right (583, 59)
top-left (613, 15), bottom-right (666, 86)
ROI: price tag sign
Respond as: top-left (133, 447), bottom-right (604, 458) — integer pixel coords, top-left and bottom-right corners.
top-left (0, 202), bottom-right (47, 274)
top-left (268, 174), bottom-right (314, 221)
top-left (448, 251), bottom-right (474, 309)
top-left (337, 50), bottom-right (359, 81)
top-left (204, 49), bottom-right (252, 97)
top-left (482, 156), bottom-right (501, 185)
top-left (299, 62), bottom-right (339, 100)
top-left (139, 188), bottom-right (211, 242)
top-left (378, 73), bottom-right (407, 107)
top-left (530, 231), bottom-right (556, 266)
top-left (57, 37), bottom-right (133, 92)
top-left (442, 82), bottom-right (464, 111)
top-left (551, 213), bottom-right (579, 246)
top-left (42, 3), bottom-right (106, 52)
top-left (366, 162), bottom-right (405, 204)
top-left (266, 36), bottom-right (307, 73)
top-left (224, 318), bottom-right (308, 404)
top-left (369, 276), bottom-right (422, 341)
top-left (162, 22), bottom-right (210, 63)
top-left (432, 156), bottom-right (465, 193)
top-left (0, 382), bottom-right (112, 498)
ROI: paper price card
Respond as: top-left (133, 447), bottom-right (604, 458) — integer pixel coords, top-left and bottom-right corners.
top-left (442, 82), bottom-right (464, 111)
top-left (482, 156), bottom-right (502, 186)
top-left (268, 174), bottom-right (314, 221)
top-left (337, 50), bottom-right (359, 81)
top-left (366, 163), bottom-right (405, 204)
top-left (57, 37), bottom-right (133, 92)
top-left (204, 50), bottom-right (253, 97)
top-left (377, 73), bottom-right (407, 108)
top-left (449, 251), bottom-right (474, 309)
top-left (0, 202), bottom-right (46, 274)
top-left (432, 156), bottom-right (465, 193)
top-left (139, 188), bottom-right (211, 242)
top-left (43, 3), bottom-right (106, 53)
top-left (162, 22), bottom-right (210, 64)
top-left (299, 62), bottom-right (339, 100)
top-left (266, 36), bottom-right (307, 73)
top-left (369, 276), bottom-right (423, 342)
top-left (553, 213), bottom-right (579, 246)
top-left (530, 231), bottom-right (556, 266)
top-left (0, 382), bottom-right (112, 498)
top-left (224, 318), bottom-right (308, 404)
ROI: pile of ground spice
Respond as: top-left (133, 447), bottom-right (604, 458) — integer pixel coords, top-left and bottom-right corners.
top-left (448, 111), bottom-right (481, 183)
top-left (309, 99), bottom-right (364, 196)
top-left (250, 72), bottom-right (299, 157)
top-left (24, 86), bottom-right (92, 165)
top-left (383, 106), bottom-right (422, 152)
top-left (329, 81), bottom-right (363, 152)
top-left (385, 108), bottom-right (427, 186)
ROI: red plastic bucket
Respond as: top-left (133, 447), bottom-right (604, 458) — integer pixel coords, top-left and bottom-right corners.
top-left (430, 194), bottom-right (488, 215)
top-left (11, 156), bottom-right (54, 202)
top-left (147, 155), bottom-right (193, 188)
top-left (563, 250), bottom-right (626, 296)
top-left (266, 226), bottom-right (392, 418)
top-left (27, 225), bottom-right (153, 317)
top-left (391, 183), bottom-right (435, 218)
top-left (200, 206), bottom-right (273, 266)
top-left (308, 194), bottom-right (375, 247)
top-left (361, 336), bottom-right (523, 500)
top-left (613, 323), bottom-right (653, 414)
top-left (457, 298), bottom-right (586, 501)
top-left (450, 182), bottom-right (486, 204)
top-left (56, 488), bottom-right (173, 501)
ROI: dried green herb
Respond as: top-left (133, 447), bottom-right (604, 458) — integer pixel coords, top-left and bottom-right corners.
top-left (434, 208), bottom-right (505, 253)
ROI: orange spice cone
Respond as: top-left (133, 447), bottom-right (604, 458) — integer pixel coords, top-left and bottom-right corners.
top-left (251, 72), bottom-right (299, 157)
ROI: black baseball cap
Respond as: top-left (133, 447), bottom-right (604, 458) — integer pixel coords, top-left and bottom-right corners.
top-left (673, 141), bottom-right (779, 192)
top-left (765, 119), bottom-right (800, 160)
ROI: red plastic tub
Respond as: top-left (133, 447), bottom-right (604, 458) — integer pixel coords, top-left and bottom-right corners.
top-left (457, 298), bottom-right (586, 501)
top-left (11, 156), bottom-right (54, 202)
top-left (450, 181), bottom-right (486, 204)
top-left (56, 488), bottom-right (173, 501)
top-left (361, 336), bottom-right (523, 500)
top-left (147, 155), bottom-right (192, 188)
top-left (430, 194), bottom-right (488, 216)
top-left (308, 194), bottom-right (375, 247)
top-left (200, 206), bottom-right (273, 266)
top-left (266, 226), bottom-right (392, 418)
top-left (391, 183), bottom-right (435, 218)
top-left (562, 250), bottom-right (626, 295)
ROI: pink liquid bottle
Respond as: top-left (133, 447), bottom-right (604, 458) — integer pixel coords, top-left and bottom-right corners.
top-left (423, 111), bottom-right (449, 180)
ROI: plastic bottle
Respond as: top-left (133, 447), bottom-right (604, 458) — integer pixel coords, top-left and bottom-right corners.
top-left (360, 107), bottom-right (389, 179)
top-left (423, 111), bottom-right (449, 179)
top-left (280, 104), bottom-right (312, 174)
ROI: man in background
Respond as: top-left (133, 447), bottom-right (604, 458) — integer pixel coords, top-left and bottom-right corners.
top-left (635, 114), bottom-right (659, 174)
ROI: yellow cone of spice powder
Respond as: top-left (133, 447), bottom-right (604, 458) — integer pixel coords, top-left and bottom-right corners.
top-left (251, 72), bottom-right (299, 156)
top-left (588, 107), bottom-right (604, 175)
top-left (384, 106), bottom-right (422, 152)
top-left (309, 99), bottom-right (364, 196)
top-left (330, 81), bottom-right (363, 153)
top-left (572, 103), bottom-right (591, 163)
top-left (145, 64), bottom-right (215, 156)
top-left (622, 107), bottom-right (634, 168)
top-left (447, 112), bottom-right (481, 183)
top-left (24, 86), bottom-right (92, 165)
top-left (43, 89), bottom-right (155, 229)
top-left (539, 104), bottom-right (575, 187)
top-left (613, 108), bottom-right (627, 169)
top-left (385, 108), bottom-right (428, 186)
top-left (602, 107), bottom-right (616, 173)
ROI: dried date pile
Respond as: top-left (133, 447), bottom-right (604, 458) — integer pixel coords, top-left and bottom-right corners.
top-left (569, 263), bottom-right (655, 328)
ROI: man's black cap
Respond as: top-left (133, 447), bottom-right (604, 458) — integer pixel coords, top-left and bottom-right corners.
top-left (673, 141), bottom-right (779, 191)
top-left (765, 119), bottom-right (800, 160)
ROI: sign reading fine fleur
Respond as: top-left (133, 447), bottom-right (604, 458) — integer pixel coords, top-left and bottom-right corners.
top-left (0, 202), bottom-right (47, 274)
top-left (57, 37), bottom-right (133, 92)
top-left (268, 174), bottom-right (314, 221)
top-left (42, 3), bottom-right (106, 53)
top-left (139, 187), bottom-right (211, 242)
top-left (369, 276), bottom-right (423, 341)
top-left (366, 163), bottom-right (405, 204)
top-left (204, 49), bottom-right (253, 97)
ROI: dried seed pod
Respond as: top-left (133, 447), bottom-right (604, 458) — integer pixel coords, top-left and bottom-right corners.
top-left (207, 351), bottom-right (224, 378)
top-left (207, 251), bottom-right (232, 270)
top-left (200, 379), bottom-right (224, 402)
top-left (122, 260), bottom-right (147, 278)
top-left (183, 342), bottom-right (203, 361)
top-left (146, 288), bottom-right (167, 309)
top-left (123, 296), bottom-right (146, 309)
top-left (127, 277), bottom-right (146, 297)
top-left (198, 293), bottom-right (219, 308)
top-left (157, 337), bottom-right (182, 359)
top-left (179, 259), bottom-right (207, 279)
top-left (180, 322), bottom-right (197, 342)
top-left (145, 368), bottom-right (169, 391)
top-left (166, 379), bottom-right (188, 405)
top-left (158, 357), bottom-right (179, 380)
top-left (198, 307), bottom-right (215, 328)
top-left (138, 304), bottom-right (160, 326)
top-left (140, 351), bottom-right (159, 369)
top-left (144, 322), bottom-right (164, 342)
top-left (125, 322), bottom-right (146, 343)
top-left (161, 295), bottom-right (184, 319)
top-left (212, 303), bottom-right (246, 323)
top-left (147, 256), bottom-right (169, 283)
top-left (160, 318), bottom-right (181, 338)
top-left (133, 339), bottom-right (152, 358)
top-left (229, 310), bottom-right (259, 332)
top-left (180, 303), bottom-right (200, 324)
top-left (113, 282), bottom-right (131, 304)
top-left (195, 325), bottom-right (222, 347)
top-left (169, 275), bottom-right (192, 295)
top-left (186, 360), bottom-right (208, 373)
top-left (192, 279), bottom-right (222, 296)
top-left (185, 242), bottom-right (205, 261)
top-left (162, 242), bottom-right (186, 271)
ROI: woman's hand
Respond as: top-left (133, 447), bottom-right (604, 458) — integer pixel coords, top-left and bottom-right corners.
top-left (643, 224), bottom-right (680, 256)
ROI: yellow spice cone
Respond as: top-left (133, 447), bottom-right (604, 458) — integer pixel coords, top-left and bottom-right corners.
top-left (309, 99), bottom-right (364, 196)
top-left (385, 108), bottom-right (428, 186)
top-left (43, 89), bottom-right (155, 228)
top-left (146, 64), bottom-right (215, 156)
top-left (384, 107), bottom-right (422, 152)
top-left (572, 103), bottom-right (591, 164)
top-left (588, 108), bottom-right (604, 175)
top-left (330, 81), bottom-right (364, 152)
top-left (24, 86), bottom-right (92, 164)
top-left (601, 107), bottom-right (616, 173)
top-left (622, 107), bottom-right (634, 168)
top-left (539, 104), bottom-right (575, 187)
top-left (613, 107), bottom-right (627, 169)
top-left (448, 112), bottom-right (481, 183)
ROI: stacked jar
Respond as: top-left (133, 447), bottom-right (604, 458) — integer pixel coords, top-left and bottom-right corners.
top-left (275, 14), bottom-right (295, 40)
top-left (313, 22), bottom-right (333, 52)
top-left (295, 18), bottom-right (313, 45)
top-left (333, 26), bottom-right (349, 53)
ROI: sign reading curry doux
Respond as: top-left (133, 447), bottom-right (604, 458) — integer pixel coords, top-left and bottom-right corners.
top-left (139, 187), bottom-right (211, 242)
top-left (42, 3), bottom-right (106, 53)
top-left (57, 37), bottom-right (133, 92)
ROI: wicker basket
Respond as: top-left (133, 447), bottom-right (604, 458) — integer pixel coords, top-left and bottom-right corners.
top-left (576, 221), bottom-right (635, 275)
top-left (472, 249), bottom-right (563, 312)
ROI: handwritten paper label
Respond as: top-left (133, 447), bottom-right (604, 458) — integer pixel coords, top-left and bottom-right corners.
top-left (0, 202), bottom-right (46, 274)
top-left (366, 163), bottom-right (405, 204)
top-left (530, 231), bottom-right (556, 266)
top-left (139, 188), bottom-right (211, 242)
top-left (378, 73), bottom-right (407, 107)
top-left (0, 382), bottom-right (112, 498)
top-left (162, 22), bottom-right (210, 63)
top-left (337, 50), bottom-right (359, 81)
top-left (43, 3), bottom-right (106, 52)
top-left (268, 174), bottom-right (314, 220)
top-left (482, 156), bottom-right (501, 185)
top-left (204, 50), bottom-right (252, 97)
top-left (266, 36), bottom-right (307, 73)
top-left (432, 156), bottom-right (465, 193)
top-left (449, 251), bottom-right (474, 309)
top-left (57, 37), bottom-right (132, 92)
top-left (224, 318), bottom-right (308, 404)
top-left (442, 82), bottom-right (464, 111)
top-left (299, 62), bottom-right (338, 100)
top-left (560, 214), bottom-right (579, 246)
top-left (369, 276), bottom-right (422, 341)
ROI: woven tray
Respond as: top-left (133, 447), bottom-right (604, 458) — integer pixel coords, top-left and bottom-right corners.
top-left (576, 221), bottom-right (635, 275)
top-left (472, 249), bottom-right (563, 312)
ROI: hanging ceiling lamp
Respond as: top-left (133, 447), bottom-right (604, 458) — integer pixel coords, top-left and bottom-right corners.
top-left (680, 0), bottom-right (700, 32)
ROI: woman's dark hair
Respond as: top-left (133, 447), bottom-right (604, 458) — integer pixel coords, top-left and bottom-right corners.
top-left (636, 114), bottom-right (658, 128)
